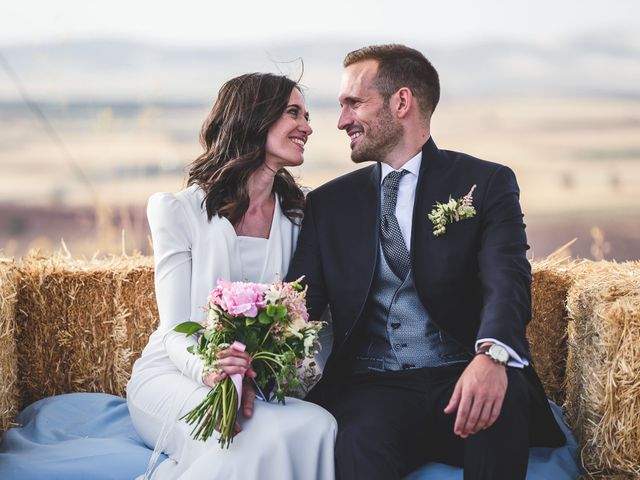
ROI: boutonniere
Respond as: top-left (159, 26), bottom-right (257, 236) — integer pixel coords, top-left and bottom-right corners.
top-left (427, 185), bottom-right (477, 237)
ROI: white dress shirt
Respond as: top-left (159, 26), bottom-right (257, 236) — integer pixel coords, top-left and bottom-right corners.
top-left (380, 152), bottom-right (528, 368)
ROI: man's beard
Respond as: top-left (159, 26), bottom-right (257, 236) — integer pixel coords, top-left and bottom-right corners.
top-left (351, 105), bottom-right (403, 164)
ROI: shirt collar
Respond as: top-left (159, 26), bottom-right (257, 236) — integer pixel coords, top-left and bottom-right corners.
top-left (380, 151), bottom-right (422, 184)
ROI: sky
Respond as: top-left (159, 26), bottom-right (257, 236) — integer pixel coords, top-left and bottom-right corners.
top-left (2, 0), bottom-right (639, 47)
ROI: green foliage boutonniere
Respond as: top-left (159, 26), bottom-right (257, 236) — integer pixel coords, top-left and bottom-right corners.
top-left (428, 185), bottom-right (477, 237)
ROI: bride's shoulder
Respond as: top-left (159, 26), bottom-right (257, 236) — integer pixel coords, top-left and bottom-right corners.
top-left (174, 184), bottom-right (205, 208)
top-left (149, 185), bottom-right (202, 210)
top-left (147, 185), bottom-right (203, 223)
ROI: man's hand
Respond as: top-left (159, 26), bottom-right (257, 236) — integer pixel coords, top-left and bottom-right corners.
top-left (444, 354), bottom-right (508, 438)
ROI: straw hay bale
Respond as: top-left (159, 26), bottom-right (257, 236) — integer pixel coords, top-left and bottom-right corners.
top-left (577, 475), bottom-right (636, 480)
top-left (526, 238), bottom-right (578, 403)
top-left (117, 264), bottom-right (158, 379)
top-left (529, 259), bottom-right (575, 404)
top-left (565, 260), bottom-right (640, 477)
top-left (15, 253), bottom-right (157, 408)
top-left (0, 258), bottom-right (20, 432)
top-left (8, 251), bottom-right (640, 477)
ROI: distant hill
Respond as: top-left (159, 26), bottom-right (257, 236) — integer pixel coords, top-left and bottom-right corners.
top-left (0, 33), bottom-right (638, 105)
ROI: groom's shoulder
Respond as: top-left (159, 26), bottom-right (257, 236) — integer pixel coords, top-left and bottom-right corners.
top-left (435, 148), bottom-right (522, 188)
top-left (311, 164), bottom-right (377, 197)
top-left (439, 148), bottom-right (506, 175)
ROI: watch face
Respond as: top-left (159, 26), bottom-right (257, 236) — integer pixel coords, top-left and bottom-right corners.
top-left (489, 344), bottom-right (509, 364)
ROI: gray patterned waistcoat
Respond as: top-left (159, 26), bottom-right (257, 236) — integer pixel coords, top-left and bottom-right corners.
top-left (352, 247), bottom-right (470, 373)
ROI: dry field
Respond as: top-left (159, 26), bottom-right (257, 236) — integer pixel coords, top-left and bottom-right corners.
top-left (1, 97), bottom-right (638, 259)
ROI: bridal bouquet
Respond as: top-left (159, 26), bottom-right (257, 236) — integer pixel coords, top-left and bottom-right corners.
top-left (174, 277), bottom-right (323, 448)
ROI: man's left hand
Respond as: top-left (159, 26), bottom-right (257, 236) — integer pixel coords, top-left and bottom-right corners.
top-left (443, 354), bottom-right (508, 438)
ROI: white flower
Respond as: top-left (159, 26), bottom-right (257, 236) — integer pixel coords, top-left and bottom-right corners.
top-left (206, 308), bottom-right (220, 325)
top-left (302, 329), bottom-right (318, 357)
top-left (264, 284), bottom-right (283, 304)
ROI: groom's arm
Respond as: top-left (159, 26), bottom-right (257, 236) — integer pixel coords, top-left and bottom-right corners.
top-left (475, 165), bottom-right (531, 357)
top-left (445, 165), bottom-right (530, 438)
top-left (286, 192), bottom-right (329, 321)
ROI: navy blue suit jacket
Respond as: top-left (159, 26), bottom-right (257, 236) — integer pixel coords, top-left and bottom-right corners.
top-left (287, 137), bottom-right (565, 446)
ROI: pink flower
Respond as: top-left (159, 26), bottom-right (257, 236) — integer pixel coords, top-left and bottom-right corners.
top-left (280, 282), bottom-right (309, 324)
top-left (209, 279), bottom-right (268, 318)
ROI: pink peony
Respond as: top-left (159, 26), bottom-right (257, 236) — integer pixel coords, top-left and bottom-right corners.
top-left (209, 279), bottom-right (268, 318)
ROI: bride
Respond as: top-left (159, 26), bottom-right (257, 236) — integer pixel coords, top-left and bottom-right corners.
top-left (126, 72), bottom-right (336, 479)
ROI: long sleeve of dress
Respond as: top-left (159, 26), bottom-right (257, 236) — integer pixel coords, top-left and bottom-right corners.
top-left (147, 192), bottom-right (205, 385)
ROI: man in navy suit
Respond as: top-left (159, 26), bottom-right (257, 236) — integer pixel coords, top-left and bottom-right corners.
top-left (287, 44), bottom-right (564, 480)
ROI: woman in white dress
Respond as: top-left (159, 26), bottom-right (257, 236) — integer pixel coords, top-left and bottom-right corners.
top-left (126, 73), bottom-right (337, 480)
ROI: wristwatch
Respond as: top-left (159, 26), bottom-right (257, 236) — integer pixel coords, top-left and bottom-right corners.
top-left (476, 344), bottom-right (509, 367)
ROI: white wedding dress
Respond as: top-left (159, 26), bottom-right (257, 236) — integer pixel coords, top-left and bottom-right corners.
top-left (126, 185), bottom-right (336, 480)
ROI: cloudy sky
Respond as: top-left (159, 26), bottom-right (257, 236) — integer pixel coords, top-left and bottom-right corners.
top-left (2, 0), bottom-right (638, 47)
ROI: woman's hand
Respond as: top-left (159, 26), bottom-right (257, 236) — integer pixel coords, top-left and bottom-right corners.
top-left (202, 347), bottom-right (257, 387)
top-left (202, 348), bottom-right (258, 433)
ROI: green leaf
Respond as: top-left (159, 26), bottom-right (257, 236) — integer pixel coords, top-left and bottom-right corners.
top-left (244, 329), bottom-right (260, 352)
top-left (274, 305), bottom-right (287, 319)
top-left (203, 329), bottom-right (215, 341)
top-left (174, 321), bottom-right (203, 336)
top-left (258, 311), bottom-right (272, 325)
top-left (245, 316), bottom-right (257, 326)
top-left (186, 345), bottom-right (195, 354)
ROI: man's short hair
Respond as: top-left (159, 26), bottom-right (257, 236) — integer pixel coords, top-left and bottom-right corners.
top-left (343, 44), bottom-right (440, 118)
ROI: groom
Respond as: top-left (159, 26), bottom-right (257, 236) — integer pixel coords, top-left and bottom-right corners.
top-left (286, 44), bottom-right (565, 479)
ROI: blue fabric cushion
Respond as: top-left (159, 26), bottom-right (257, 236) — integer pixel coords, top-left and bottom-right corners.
top-left (0, 393), bottom-right (161, 480)
top-left (1, 393), bottom-right (580, 479)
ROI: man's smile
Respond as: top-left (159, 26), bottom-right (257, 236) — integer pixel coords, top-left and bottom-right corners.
top-left (346, 126), bottom-right (364, 148)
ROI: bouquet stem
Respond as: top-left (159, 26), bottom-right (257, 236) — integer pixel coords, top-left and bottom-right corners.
top-left (181, 376), bottom-right (239, 448)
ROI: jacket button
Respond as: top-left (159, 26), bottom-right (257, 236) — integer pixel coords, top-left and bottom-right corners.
top-left (402, 363), bottom-right (415, 370)
top-left (394, 344), bottom-right (401, 350)
top-left (391, 322), bottom-right (401, 329)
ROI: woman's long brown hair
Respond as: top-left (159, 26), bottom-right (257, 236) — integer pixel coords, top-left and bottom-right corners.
top-left (187, 73), bottom-right (305, 224)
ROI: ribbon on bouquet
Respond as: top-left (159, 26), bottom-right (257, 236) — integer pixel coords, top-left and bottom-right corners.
top-left (229, 341), bottom-right (246, 409)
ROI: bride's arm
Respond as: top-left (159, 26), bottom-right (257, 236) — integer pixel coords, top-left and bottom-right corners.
top-left (147, 192), bottom-right (255, 390)
top-left (147, 192), bottom-right (206, 384)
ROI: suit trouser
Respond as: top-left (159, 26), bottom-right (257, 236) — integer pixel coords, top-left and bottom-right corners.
top-left (319, 363), bottom-right (530, 480)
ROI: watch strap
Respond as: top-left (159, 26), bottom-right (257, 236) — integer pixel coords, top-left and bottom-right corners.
top-left (475, 344), bottom-right (508, 366)
top-left (476, 345), bottom-right (491, 355)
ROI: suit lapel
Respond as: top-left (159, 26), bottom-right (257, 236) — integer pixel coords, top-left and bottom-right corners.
top-left (411, 137), bottom-right (455, 295)
top-left (338, 163), bottom-right (380, 340)
top-left (353, 163), bottom-right (380, 292)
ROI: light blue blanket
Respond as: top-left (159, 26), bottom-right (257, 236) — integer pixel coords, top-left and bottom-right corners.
top-left (0, 393), bottom-right (581, 479)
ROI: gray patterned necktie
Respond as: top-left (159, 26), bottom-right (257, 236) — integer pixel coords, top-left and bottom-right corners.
top-left (381, 170), bottom-right (410, 279)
